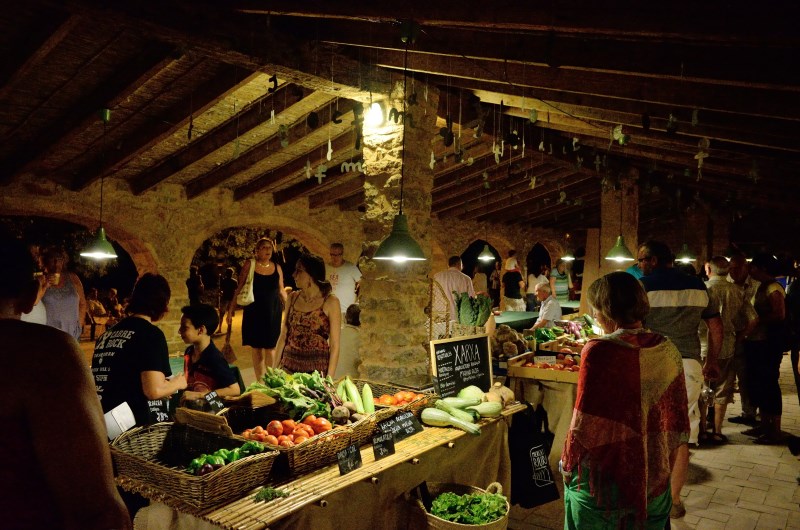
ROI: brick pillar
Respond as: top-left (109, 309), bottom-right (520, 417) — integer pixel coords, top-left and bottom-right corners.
top-left (358, 80), bottom-right (439, 382)
top-left (599, 169), bottom-right (639, 277)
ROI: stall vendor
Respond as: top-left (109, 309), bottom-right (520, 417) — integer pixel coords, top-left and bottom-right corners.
top-left (530, 282), bottom-right (562, 329)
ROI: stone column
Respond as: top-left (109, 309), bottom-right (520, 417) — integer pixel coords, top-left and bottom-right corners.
top-left (358, 80), bottom-right (439, 382)
top-left (599, 168), bottom-right (639, 276)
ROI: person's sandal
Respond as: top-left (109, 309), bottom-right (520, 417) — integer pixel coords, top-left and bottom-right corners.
top-left (670, 501), bottom-right (686, 518)
top-left (709, 432), bottom-right (728, 445)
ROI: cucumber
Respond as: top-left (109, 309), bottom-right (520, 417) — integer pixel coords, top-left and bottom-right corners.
top-left (344, 377), bottom-right (365, 414)
top-left (362, 383), bottom-right (375, 414)
top-left (440, 397), bottom-right (482, 409)
top-left (435, 400), bottom-right (478, 423)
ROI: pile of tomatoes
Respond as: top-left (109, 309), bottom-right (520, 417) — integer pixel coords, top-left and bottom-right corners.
top-left (373, 390), bottom-right (427, 407)
top-left (241, 416), bottom-right (333, 448)
top-left (521, 361), bottom-right (580, 372)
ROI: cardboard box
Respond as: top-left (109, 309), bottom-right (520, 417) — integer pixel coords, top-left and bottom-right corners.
top-left (507, 365), bottom-right (579, 384)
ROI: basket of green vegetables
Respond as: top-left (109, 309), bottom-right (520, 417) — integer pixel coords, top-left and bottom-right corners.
top-left (417, 482), bottom-right (509, 529)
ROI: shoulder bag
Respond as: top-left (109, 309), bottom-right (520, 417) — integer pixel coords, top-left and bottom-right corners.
top-left (236, 259), bottom-right (256, 306)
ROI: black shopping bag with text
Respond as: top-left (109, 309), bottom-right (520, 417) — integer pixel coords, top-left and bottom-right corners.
top-left (509, 402), bottom-right (560, 508)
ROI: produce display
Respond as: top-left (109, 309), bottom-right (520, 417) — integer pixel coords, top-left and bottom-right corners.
top-left (241, 416), bottom-right (333, 448)
top-left (246, 368), bottom-right (341, 421)
top-left (186, 440), bottom-right (266, 475)
top-left (420, 384), bottom-right (514, 435)
top-left (373, 390), bottom-right (428, 407)
top-left (454, 292), bottom-right (493, 326)
top-left (491, 325), bottom-right (529, 359)
top-left (430, 490), bottom-right (508, 525)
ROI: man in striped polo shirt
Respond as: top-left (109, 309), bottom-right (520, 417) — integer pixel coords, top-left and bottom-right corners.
top-left (637, 240), bottom-right (723, 519)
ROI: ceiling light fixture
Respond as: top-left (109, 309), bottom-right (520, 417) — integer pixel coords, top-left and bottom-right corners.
top-left (373, 24), bottom-right (425, 264)
top-left (675, 243), bottom-right (696, 264)
top-left (364, 101), bottom-right (385, 128)
top-left (605, 185), bottom-right (634, 263)
top-left (81, 108), bottom-right (117, 261)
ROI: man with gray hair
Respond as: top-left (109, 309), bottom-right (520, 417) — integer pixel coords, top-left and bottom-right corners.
top-left (530, 281), bottom-right (561, 329)
top-left (700, 256), bottom-right (757, 444)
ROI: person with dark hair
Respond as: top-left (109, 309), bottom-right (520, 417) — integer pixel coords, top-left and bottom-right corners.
top-left (40, 245), bottom-right (87, 340)
top-left (637, 240), bottom-right (722, 519)
top-left (550, 258), bottom-right (573, 303)
top-left (561, 272), bottom-right (689, 529)
top-left (277, 253), bottom-right (341, 375)
top-left (0, 238), bottom-right (131, 529)
top-left (228, 238), bottom-right (287, 382)
top-left (91, 273), bottom-right (187, 426)
top-left (185, 265), bottom-right (204, 306)
top-left (179, 304), bottom-right (239, 404)
top-left (741, 252), bottom-right (788, 444)
top-left (334, 304), bottom-right (361, 379)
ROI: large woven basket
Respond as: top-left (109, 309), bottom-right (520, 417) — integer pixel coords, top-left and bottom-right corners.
top-left (111, 422), bottom-right (278, 509)
top-left (342, 379), bottom-right (436, 417)
top-left (219, 406), bottom-right (353, 476)
top-left (417, 482), bottom-right (509, 530)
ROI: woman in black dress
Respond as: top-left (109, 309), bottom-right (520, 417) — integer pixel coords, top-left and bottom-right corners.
top-left (228, 238), bottom-right (287, 382)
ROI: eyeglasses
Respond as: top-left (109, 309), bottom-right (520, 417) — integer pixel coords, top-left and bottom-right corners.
top-left (330, 253), bottom-right (342, 257)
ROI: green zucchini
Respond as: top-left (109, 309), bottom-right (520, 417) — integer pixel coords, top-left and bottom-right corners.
top-left (435, 400), bottom-right (479, 423)
top-left (421, 408), bottom-right (481, 435)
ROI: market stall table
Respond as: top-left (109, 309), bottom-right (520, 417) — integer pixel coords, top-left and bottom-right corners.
top-left (128, 404), bottom-right (524, 530)
top-left (494, 311), bottom-right (538, 331)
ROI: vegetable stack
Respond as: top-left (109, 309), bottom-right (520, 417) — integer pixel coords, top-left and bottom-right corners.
top-left (245, 367), bottom-right (341, 421)
top-left (454, 292), bottom-right (493, 326)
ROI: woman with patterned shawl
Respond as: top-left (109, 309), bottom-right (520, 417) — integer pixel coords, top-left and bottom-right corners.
top-left (561, 272), bottom-right (690, 529)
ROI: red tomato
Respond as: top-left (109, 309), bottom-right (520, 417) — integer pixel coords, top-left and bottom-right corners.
top-left (253, 425), bottom-right (265, 434)
top-left (301, 424), bottom-right (315, 437)
top-left (302, 415), bottom-right (317, 426)
top-left (252, 432), bottom-right (266, 442)
top-left (277, 435), bottom-right (291, 445)
top-left (264, 434), bottom-right (279, 445)
top-left (312, 417), bottom-right (332, 434)
top-left (266, 420), bottom-right (284, 437)
top-left (281, 419), bottom-right (297, 433)
top-left (279, 440), bottom-right (295, 448)
top-left (293, 435), bottom-right (308, 445)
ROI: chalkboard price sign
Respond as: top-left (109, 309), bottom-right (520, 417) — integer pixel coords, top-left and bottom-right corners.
top-left (377, 410), bottom-right (424, 443)
top-left (147, 399), bottom-right (170, 424)
top-left (204, 391), bottom-right (225, 412)
top-left (372, 430), bottom-right (396, 460)
top-left (336, 443), bottom-right (363, 475)
top-left (429, 334), bottom-right (493, 397)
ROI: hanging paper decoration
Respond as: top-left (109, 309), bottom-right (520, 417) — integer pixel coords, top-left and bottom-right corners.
top-left (327, 138), bottom-right (333, 161)
top-left (529, 109), bottom-right (538, 123)
top-left (279, 125), bottom-right (289, 148)
top-left (429, 151), bottom-right (436, 170)
top-left (572, 137), bottom-right (580, 151)
top-left (267, 74), bottom-right (278, 93)
top-left (340, 160), bottom-right (363, 173)
top-left (612, 125), bottom-right (630, 146)
top-left (594, 154), bottom-right (602, 172)
top-left (539, 140), bottom-right (545, 152)
top-left (465, 157), bottom-right (474, 166)
top-left (694, 137), bottom-right (710, 181)
top-left (492, 141), bottom-right (502, 164)
top-left (548, 143), bottom-right (553, 155)
top-left (575, 156), bottom-right (584, 170)
top-left (558, 191), bottom-right (567, 204)
top-left (305, 160), bottom-right (312, 179)
top-left (315, 164), bottom-right (328, 184)
top-left (332, 110), bottom-right (343, 124)
top-left (665, 113), bottom-right (679, 135)
top-left (270, 109), bottom-right (275, 124)
top-left (562, 145), bottom-right (567, 155)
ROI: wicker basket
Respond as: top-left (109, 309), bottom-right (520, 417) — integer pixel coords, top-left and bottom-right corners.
top-left (418, 482), bottom-right (509, 530)
top-left (110, 422), bottom-right (278, 509)
top-left (218, 406), bottom-right (353, 476)
top-left (342, 379), bottom-right (436, 417)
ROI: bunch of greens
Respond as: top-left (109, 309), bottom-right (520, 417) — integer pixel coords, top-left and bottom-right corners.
top-left (430, 491), bottom-right (508, 524)
top-left (454, 292), bottom-right (493, 326)
top-left (246, 367), bottom-right (339, 421)
top-left (253, 486), bottom-right (290, 503)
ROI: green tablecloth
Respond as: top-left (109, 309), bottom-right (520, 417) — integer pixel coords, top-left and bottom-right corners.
top-left (494, 311), bottom-right (538, 331)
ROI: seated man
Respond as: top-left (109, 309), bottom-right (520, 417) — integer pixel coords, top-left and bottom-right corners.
top-left (179, 303), bottom-right (240, 405)
top-left (530, 282), bottom-right (562, 329)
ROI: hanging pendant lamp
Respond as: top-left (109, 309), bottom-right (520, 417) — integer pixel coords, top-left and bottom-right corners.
top-left (605, 187), bottom-right (634, 263)
top-left (81, 109), bottom-right (117, 261)
top-left (675, 243), bottom-right (696, 264)
top-left (373, 25), bottom-right (426, 264)
top-left (478, 244), bottom-right (495, 262)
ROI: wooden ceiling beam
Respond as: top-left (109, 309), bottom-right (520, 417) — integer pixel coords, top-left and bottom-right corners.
top-left (232, 1), bottom-right (797, 44)
top-left (185, 95), bottom-right (348, 199)
top-left (0, 13), bottom-right (82, 101)
top-left (68, 64), bottom-right (251, 191)
top-left (308, 174), bottom-right (366, 209)
top-left (272, 152), bottom-right (364, 206)
top-left (0, 41), bottom-right (174, 185)
top-left (232, 130), bottom-right (356, 201)
top-left (515, 192), bottom-right (602, 225)
top-left (336, 190), bottom-right (365, 211)
top-left (369, 49), bottom-right (800, 121)
top-left (131, 82), bottom-right (306, 195)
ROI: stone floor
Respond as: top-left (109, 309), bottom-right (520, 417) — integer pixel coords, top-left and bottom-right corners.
top-left (508, 355), bottom-right (800, 530)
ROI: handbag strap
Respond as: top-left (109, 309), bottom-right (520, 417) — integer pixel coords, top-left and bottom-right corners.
top-left (247, 258), bottom-right (256, 282)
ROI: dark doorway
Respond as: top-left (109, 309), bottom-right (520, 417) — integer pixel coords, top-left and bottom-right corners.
top-left (461, 239), bottom-right (499, 279)
top-left (525, 243), bottom-right (552, 281)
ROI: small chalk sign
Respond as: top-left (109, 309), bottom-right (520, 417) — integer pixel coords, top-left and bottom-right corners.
top-left (336, 443), bottom-right (362, 475)
top-left (372, 430), bottom-right (396, 460)
top-left (147, 399), bottom-right (170, 424)
top-left (377, 410), bottom-right (424, 443)
top-left (429, 334), bottom-right (493, 398)
top-left (204, 391), bottom-right (225, 412)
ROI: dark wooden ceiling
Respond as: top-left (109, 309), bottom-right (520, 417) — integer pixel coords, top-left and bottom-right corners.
top-left (2, 1), bottom-right (799, 246)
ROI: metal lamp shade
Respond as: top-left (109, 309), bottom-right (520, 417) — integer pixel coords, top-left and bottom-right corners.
top-left (675, 243), bottom-right (696, 263)
top-left (604, 235), bottom-right (635, 263)
top-left (477, 244), bottom-right (495, 262)
top-left (373, 214), bottom-right (426, 262)
top-left (80, 226), bottom-right (118, 260)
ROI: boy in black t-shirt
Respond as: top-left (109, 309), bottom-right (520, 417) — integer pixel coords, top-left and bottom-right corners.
top-left (179, 304), bottom-right (239, 404)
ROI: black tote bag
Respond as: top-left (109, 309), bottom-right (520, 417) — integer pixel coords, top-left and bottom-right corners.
top-left (509, 402), bottom-right (560, 508)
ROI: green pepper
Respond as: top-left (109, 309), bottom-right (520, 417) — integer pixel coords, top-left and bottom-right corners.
top-left (226, 448), bottom-right (241, 463)
top-left (187, 456), bottom-right (206, 472)
top-left (206, 455), bottom-right (225, 466)
top-left (214, 448), bottom-right (231, 460)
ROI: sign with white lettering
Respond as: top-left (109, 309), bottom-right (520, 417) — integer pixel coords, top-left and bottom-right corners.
top-left (204, 391), bottom-right (225, 412)
top-left (429, 334), bottom-right (493, 397)
top-left (336, 443), bottom-right (362, 475)
top-left (372, 430), bottom-right (396, 460)
top-left (147, 399), bottom-right (170, 424)
top-left (377, 410), bottom-right (424, 442)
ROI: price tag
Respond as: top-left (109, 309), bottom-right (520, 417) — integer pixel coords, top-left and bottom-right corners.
top-left (377, 410), bottom-right (424, 443)
top-left (336, 443), bottom-right (362, 475)
top-left (204, 391), bottom-right (225, 412)
top-left (372, 430), bottom-right (396, 460)
top-left (147, 399), bottom-right (170, 424)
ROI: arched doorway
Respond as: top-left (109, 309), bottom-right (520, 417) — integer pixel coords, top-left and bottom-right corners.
top-left (460, 239), bottom-right (499, 280)
top-left (525, 243), bottom-right (552, 280)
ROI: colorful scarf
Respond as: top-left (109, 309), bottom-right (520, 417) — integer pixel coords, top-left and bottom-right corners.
top-left (561, 329), bottom-right (689, 522)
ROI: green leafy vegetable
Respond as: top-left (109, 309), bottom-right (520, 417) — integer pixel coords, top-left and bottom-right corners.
top-left (454, 292), bottom-right (493, 326)
top-left (430, 491), bottom-right (508, 524)
top-left (245, 367), bottom-right (336, 420)
top-left (253, 486), bottom-right (290, 503)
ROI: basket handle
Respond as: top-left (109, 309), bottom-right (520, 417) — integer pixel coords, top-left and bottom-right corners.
top-left (486, 482), bottom-right (503, 495)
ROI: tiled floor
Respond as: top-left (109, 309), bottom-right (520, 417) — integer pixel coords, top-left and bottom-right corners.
top-left (509, 355), bottom-right (800, 529)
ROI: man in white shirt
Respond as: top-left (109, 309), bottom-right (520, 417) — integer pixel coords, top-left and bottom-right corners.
top-left (433, 256), bottom-right (475, 321)
top-left (530, 282), bottom-right (562, 329)
top-left (327, 243), bottom-right (362, 317)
